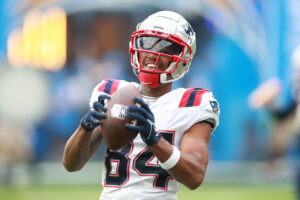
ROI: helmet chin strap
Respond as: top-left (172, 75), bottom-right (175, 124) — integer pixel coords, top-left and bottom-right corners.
top-left (138, 72), bottom-right (161, 87)
top-left (137, 62), bottom-right (177, 87)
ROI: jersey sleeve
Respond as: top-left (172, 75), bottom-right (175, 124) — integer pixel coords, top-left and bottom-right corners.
top-left (178, 88), bottom-right (220, 132)
top-left (89, 79), bottom-right (127, 109)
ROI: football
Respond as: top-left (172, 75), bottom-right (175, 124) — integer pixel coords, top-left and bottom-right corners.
top-left (101, 83), bottom-right (141, 150)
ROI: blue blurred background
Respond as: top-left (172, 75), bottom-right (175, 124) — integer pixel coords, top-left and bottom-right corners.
top-left (1, 0), bottom-right (300, 198)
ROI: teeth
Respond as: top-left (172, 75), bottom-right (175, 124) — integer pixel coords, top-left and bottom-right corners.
top-left (146, 64), bottom-right (155, 68)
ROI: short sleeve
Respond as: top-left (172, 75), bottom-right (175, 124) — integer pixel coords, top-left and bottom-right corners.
top-left (178, 88), bottom-right (220, 133)
top-left (88, 79), bottom-right (135, 109)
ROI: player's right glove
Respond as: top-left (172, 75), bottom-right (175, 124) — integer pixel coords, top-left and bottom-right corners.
top-left (80, 94), bottom-right (110, 131)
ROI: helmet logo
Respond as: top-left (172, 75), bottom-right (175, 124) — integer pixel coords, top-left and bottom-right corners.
top-left (183, 23), bottom-right (194, 37)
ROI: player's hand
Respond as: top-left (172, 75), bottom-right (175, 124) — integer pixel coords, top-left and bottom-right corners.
top-left (125, 97), bottom-right (161, 146)
top-left (80, 94), bottom-right (111, 131)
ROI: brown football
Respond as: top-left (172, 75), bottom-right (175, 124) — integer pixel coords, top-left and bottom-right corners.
top-left (101, 83), bottom-right (141, 150)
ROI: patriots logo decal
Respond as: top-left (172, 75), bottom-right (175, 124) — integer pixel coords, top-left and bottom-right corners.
top-left (210, 101), bottom-right (219, 114)
top-left (184, 22), bottom-right (194, 37)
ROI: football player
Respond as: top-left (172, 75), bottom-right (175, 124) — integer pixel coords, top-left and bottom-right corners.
top-left (63, 11), bottom-right (220, 200)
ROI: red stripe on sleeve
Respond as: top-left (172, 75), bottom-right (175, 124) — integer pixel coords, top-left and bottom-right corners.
top-left (192, 89), bottom-right (210, 106)
top-left (178, 88), bottom-right (194, 108)
top-left (97, 79), bottom-right (109, 92)
top-left (110, 80), bottom-right (121, 95)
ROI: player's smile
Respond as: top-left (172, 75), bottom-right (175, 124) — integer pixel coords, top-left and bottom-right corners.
top-left (141, 52), bottom-right (171, 72)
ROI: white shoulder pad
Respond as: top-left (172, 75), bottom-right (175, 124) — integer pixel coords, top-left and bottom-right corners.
top-left (178, 88), bottom-right (220, 132)
top-left (89, 79), bottom-right (131, 108)
top-left (198, 92), bottom-right (220, 130)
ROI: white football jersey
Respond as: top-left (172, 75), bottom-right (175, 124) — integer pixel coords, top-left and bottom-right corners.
top-left (89, 79), bottom-right (220, 200)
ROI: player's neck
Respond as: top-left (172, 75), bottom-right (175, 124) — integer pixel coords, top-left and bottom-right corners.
top-left (139, 83), bottom-right (172, 98)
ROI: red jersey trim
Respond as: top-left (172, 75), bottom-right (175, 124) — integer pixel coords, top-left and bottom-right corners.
top-left (98, 79), bottom-right (121, 95)
top-left (179, 88), bottom-right (210, 108)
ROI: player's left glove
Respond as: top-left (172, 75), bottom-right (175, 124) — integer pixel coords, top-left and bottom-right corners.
top-left (125, 97), bottom-right (161, 146)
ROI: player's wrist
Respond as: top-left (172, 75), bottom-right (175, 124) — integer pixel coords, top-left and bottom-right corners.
top-left (159, 145), bottom-right (181, 170)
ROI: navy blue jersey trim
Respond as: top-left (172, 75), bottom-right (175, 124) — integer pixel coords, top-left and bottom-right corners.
top-left (185, 88), bottom-right (202, 107)
top-left (104, 80), bottom-right (114, 94)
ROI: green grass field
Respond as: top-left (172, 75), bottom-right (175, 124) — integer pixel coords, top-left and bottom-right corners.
top-left (0, 183), bottom-right (295, 200)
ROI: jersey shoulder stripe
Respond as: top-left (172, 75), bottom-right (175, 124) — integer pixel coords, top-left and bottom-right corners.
top-left (97, 79), bottom-right (121, 95)
top-left (178, 88), bottom-right (210, 108)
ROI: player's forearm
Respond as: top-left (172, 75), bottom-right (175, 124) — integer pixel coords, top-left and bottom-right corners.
top-left (63, 125), bottom-right (94, 171)
top-left (150, 138), bottom-right (208, 190)
top-left (168, 151), bottom-right (208, 189)
top-left (150, 138), bottom-right (174, 163)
